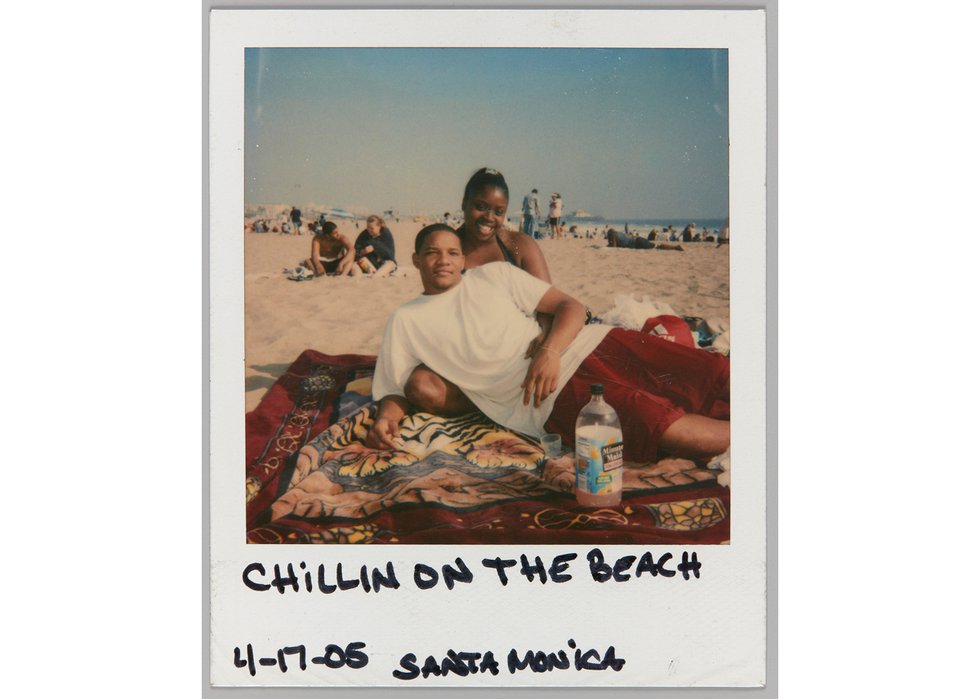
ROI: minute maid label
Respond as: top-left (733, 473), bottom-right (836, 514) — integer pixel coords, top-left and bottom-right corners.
top-left (575, 431), bottom-right (624, 495)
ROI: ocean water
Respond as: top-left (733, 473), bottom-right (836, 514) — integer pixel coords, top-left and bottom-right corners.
top-left (511, 216), bottom-right (728, 235)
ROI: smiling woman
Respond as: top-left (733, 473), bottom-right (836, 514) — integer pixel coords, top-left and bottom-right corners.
top-left (455, 167), bottom-right (551, 281)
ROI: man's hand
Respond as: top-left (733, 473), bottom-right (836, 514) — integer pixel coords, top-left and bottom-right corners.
top-left (366, 416), bottom-right (402, 450)
top-left (365, 395), bottom-right (409, 450)
top-left (521, 349), bottom-right (560, 407)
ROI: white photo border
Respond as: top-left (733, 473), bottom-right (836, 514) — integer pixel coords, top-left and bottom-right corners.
top-left (206, 2), bottom-right (775, 695)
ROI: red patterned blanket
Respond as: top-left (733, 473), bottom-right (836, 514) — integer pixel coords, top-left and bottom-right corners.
top-left (246, 350), bottom-right (730, 545)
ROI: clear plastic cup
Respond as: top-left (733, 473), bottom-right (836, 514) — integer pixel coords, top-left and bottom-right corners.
top-left (541, 433), bottom-right (563, 458)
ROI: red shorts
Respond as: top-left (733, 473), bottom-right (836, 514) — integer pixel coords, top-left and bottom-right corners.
top-left (544, 328), bottom-right (730, 462)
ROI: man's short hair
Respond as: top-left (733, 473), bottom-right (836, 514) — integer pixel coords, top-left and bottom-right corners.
top-left (531, 188), bottom-right (538, 193)
top-left (414, 223), bottom-right (460, 255)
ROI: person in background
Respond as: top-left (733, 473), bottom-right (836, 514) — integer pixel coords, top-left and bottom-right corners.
top-left (606, 227), bottom-right (654, 249)
top-left (290, 206), bottom-right (302, 236)
top-left (302, 220), bottom-right (356, 277)
top-left (548, 193), bottom-right (563, 239)
top-left (521, 187), bottom-right (541, 239)
top-left (717, 217), bottom-right (730, 247)
top-left (353, 215), bottom-right (398, 277)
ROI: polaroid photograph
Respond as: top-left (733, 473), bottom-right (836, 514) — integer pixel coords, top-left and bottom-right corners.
top-left (209, 5), bottom-right (770, 690)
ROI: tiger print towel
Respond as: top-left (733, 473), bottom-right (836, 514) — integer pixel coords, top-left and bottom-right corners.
top-left (270, 404), bottom-right (559, 520)
top-left (268, 402), bottom-right (719, 523)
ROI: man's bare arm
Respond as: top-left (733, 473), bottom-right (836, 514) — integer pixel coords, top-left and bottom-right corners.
top-left (310, 238), bottom-right (326, 276)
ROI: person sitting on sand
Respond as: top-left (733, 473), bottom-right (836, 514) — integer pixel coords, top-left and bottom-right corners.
top-left (400, 167), bottom-right (554, 416)
top-left (353, 215), bottom-right (398, 277)
top-left (301, 220), bottom-right (356, 277)
top-left (367, 224), bottom-right (730, 464)
top-left (716, 217), bottom-right (730, 247)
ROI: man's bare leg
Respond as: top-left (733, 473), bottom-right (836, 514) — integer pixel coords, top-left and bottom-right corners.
top-left (404, 365), bottom-right (477, 417)
top-left (660, 415), bottom-right (730, 461)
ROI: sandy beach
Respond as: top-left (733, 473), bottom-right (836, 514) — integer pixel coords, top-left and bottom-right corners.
top-left (245, 219), bottom-right (729, 412)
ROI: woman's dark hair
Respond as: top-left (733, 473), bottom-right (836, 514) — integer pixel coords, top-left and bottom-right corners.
top-left (462, 167), bottom-right (509, 203)
top-left (318, 220), bottom-right (338, 236)
top-left (414, 223), bottom-right (460, 255)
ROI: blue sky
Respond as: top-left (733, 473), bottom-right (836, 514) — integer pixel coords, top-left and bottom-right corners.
top-left (245, 48), bottom-right (728, 220)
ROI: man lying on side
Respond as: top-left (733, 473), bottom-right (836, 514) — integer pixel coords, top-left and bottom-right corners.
top-left (367, 224), bottom-right (730, 463)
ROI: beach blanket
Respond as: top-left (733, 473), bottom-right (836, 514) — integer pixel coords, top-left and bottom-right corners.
top-left (246, 349), bottom-right (730, 545)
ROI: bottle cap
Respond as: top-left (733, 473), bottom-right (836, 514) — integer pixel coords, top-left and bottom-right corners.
top-left (590, 383), bottom-right (604, 395)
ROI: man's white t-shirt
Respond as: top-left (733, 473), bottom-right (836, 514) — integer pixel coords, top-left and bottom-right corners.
top-left (373, 262), bottom-right (611, 438)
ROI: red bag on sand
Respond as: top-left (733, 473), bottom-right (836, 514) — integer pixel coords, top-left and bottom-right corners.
top-left (641, 315), bottom-right (696, 348)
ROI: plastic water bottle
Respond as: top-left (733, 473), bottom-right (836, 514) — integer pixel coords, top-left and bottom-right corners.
top-left (575, 383), bottom-right (624, 507)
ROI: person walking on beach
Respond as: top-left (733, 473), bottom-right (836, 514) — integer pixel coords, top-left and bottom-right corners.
top-left (290, 206), bottom-right (302, 236)
top-left (548, 193), bottom-right (563, 239)
top-left (521, 187), bottom-right (541, 239)
top-left (368, 224), bottom-right (730, 463)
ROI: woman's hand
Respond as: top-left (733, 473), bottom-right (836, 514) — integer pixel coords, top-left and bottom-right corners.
top-left (524, 314), bottom-right (555, 358)
top-left (524, 330), bottom-right (546, 359)
top-left (521, 348), bottom-right (560, 407)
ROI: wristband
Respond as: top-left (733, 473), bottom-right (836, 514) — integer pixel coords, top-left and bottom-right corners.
top-left (537, 345), bottom-right (560, 357)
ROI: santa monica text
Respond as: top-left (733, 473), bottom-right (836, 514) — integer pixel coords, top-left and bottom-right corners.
top-left (392, 639), bottom-right (625, 680)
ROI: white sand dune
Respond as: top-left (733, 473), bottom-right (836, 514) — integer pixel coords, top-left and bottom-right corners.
top-left (245, 219), bottom-right (729, 412)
